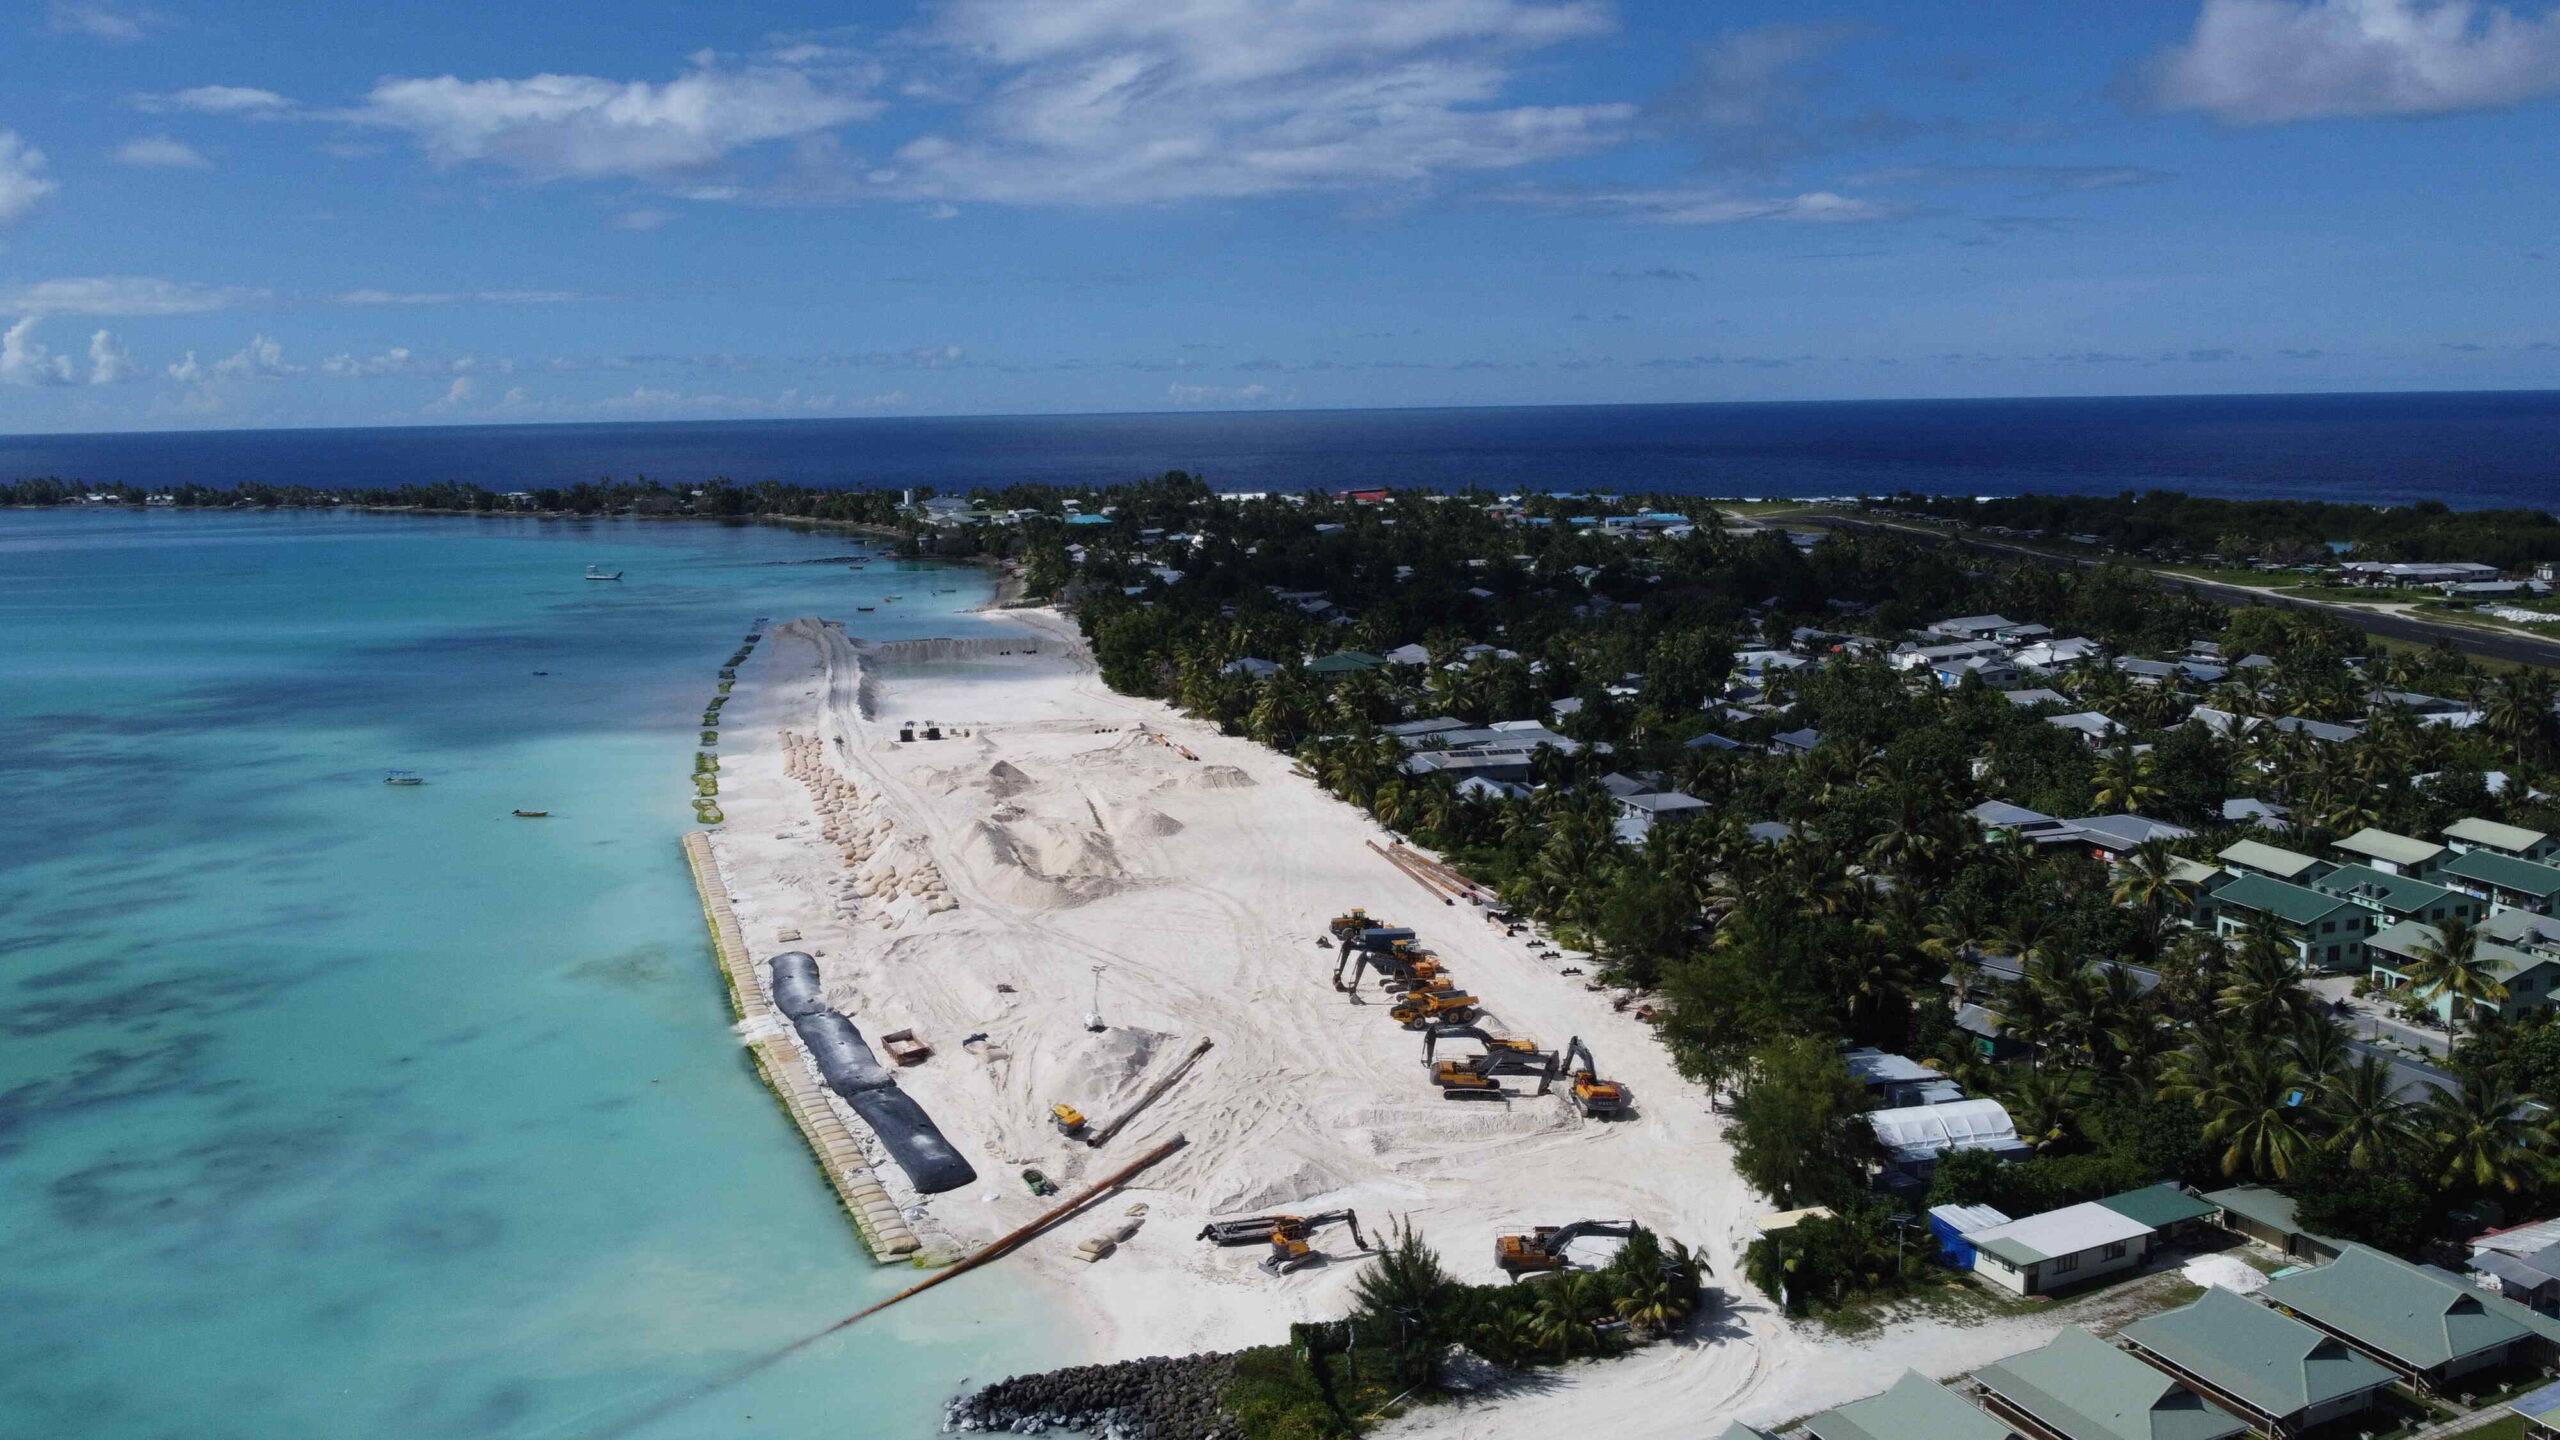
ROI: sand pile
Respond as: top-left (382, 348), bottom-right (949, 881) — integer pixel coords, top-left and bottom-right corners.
top-left (960, 813), bottom-right (1135, 909)
top-left (1188, 765), bottom-right (1256, 790)
top-left (780, 729), bottom-right (957, 923)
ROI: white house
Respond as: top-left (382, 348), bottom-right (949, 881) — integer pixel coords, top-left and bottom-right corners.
top-left (1964, 1201), bottom-right (2156, 1297)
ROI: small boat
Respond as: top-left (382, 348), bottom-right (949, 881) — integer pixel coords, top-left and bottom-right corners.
top-left (512, 809), bottom-right (550, 818)
top-left (857, 606), bottom-right (875, 612)
top-left (585, 566), bottom-right (623, 581)
top-left (384, 771), bottom-right (425, 786)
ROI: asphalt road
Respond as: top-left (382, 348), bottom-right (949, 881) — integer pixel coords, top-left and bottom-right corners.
top-left (1784, 513), bottom-right (2560, 671)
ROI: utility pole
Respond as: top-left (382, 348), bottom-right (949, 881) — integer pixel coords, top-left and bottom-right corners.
top-left (1085, 964), bottom-right (1106, 1032)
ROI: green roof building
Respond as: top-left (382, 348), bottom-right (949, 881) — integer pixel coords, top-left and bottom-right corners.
top-left (2260, 1244), bottom-right (2560, 1390)
top-left (1710, 1425), bottom-right (1779, 1440)
top-left (1305, 650), bottom-right (1387, 675)
top-left (2366, 919), bottom-right (2560, 1024)
top-left (2096, 1183), bottom-right (2221, 1236)
top-left (1803, 1371), bottom-right (2021, 1440)
top-left (2333, 826), bottom-right (2447, 878)
top-left (2210, 873), bottom-right (2371, 972)
top-left (1974, 1326), bottom-right (2247, 1440)
top-left (2311, 863), bottom-right (2481, 929)
top-left (2119, 1287), bottom-right (2394, 1435)
top-left (2218, 839), bottom-right (2329, 885)
top-left (2446, 817), bottom-right (2557, 865)
top-left (2202, 1184), bottom-right (2342, 1261)
top-left (2506, 1376), bottom-right (2560, 1439)
top-left (2443, 849), bottom-right (2560, 916)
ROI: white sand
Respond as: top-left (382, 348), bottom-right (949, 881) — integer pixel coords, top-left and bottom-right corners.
top-left (706, 608), bottom-right (2087, 1436)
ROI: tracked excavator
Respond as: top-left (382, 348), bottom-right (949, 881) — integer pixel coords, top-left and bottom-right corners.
top-left (1423, 1024), bottom-right (1558, 1097)
top-left (1198, 1210), bottom-right (1371, 1275)
top-left (1560, 1035), bottom-right (1629, 1118)
top-left (1331, 927), bottom-right (1418, 992)
top-left (1494, 1220), bottom-right (1636, 1278)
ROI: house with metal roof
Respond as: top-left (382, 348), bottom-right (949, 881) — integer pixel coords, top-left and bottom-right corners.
top-left (1305, 650), bottom-right (1387, 675)
top-left (1382, 715), bottom-right (1470, 745)
top-left (1770, 726), bottom-right (1823, 755)
top-left (1867, 1097), bottom-right (2031, 1174)
top-left (2446, 817), bottom-right (2557, 864)
top-left (2365, 920), bottom-right (2560, 1024)
top-left (2443, 849), bottom-right (2560, 916)
top-left (2210, 873), bottom-right (2372, 971)
top-left (1930, 614), bottom-right (2023, 641)
top-left (2070, 814), bottom-right (2199, 864)
top-left (2096, 1183), bottom-right (2222, 1240)
top-left (2046, 711), bottom-right (2129, 747)
top-left (2312, 864), bottom-right (2481, 930)
top-left (2506, 1377), bottom-right (2560, 1439)
top-left (1965, 1201), bottom-right (2157, 1296)
top-left (2204, 1185), bottom-right (2342, 1261)
top-left (2218, 839), bottom-right (2329, 886)
top-left (1710, 1424), bottom-right (1778, 1440)
top-left (2333, 826), bottom-right (2447, 879)
top-left (2261, 1243), bottom-right (2557, 1390)
top-left (2118, 1286), bottom-right (2394, 1436)
top-left (1803, 1370), bottom-right (2022, 1440)
top-left (1973, 800), bottom-right (2078, 843)
top-left (2221, 798), bottom-right (2293, 830)
top-left (1974, 1326), bottom-right (2247, 1440)
top-left (1845, 1047), bottom-right (1965, 1108)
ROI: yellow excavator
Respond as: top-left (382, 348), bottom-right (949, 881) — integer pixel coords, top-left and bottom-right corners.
top-left (1326, 908), bottom-right (1378, 940)
top-left (1332, 926), bottom-right (1418, 992)
top-left (1495, 1220), bottom-right (1636, 1278)
top-left (1561, 1036), bottom-right (1628, 1118)
top-left (1198, 1210), bottom-right (1371, 1275)
top-left (1050, 1103), bottom-right (1089, 1138)
top-left (1424, 1024), bottom-right (1557, 1099)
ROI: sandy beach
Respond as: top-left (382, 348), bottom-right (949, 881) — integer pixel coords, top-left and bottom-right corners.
top-left (703, 607), bottom-right (2089, 1436)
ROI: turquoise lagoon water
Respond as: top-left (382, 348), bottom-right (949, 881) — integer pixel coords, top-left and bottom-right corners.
top-left (0, 511), bottom-right (1071, 1440)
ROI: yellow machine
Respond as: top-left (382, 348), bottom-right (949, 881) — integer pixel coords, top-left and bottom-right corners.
top-left (1050, 1103), bottom-right (1089, 1137)
top-left (1495, 1220), bottom-right (1636, 1278)
top-left (1390, 988), bottom-right (1479, 1028)
top-left (1431, 1057), bottom-right (1506, 1098)
top-left (1326, 908), bottom-right (1377, 939)
top-left (1561, 1036), bottom-right (1629, 1118)
top-left (1199, 1211), bottom-right (1371, 1275)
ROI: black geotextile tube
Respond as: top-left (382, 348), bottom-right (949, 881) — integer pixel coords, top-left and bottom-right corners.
top-left (767, 950), bottom-right (827, 1019)
top-left (848, 1086), bottom-right (981, 1194)
top-left (793, 1011), bottom-right (896, 1097)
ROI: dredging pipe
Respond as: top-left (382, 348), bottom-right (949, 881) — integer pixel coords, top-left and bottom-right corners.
top-left (585, 1134), bottom-right (1190, 1440)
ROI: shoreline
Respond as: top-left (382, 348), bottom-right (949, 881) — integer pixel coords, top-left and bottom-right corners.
top-left (691, 603), bottom-right (2110, 1436)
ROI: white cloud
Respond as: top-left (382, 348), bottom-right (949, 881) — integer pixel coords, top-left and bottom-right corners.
top-left (1167, 381), bottom-right (1277, 404)
top-left (1, 316), bottom-right (76, 385)
top-left (332, 287), bottom-right (591, 305)
top-left (151, 85), bottom-right (295, 116)
top-left (210, 333), bottom-right (300, 379)
top-left (2145, 0), bottom-right (2560, 123)
top-left (87, 328), bottom-right (137, 383)
top-left (48, 1), bottom-right (163, 41)
top-left (865, 0), bottom-right (1630, 204)
top-left (581, 384), bottom-right (909, 414)
top-left (0, 276), bottom-right (258, 314)
top-left (426, 376), bottom-right (477, 410)
top-left (113, 135), bottom-right (210, 168)
top-left (614, 207), bottom-right (673, 229)
top-left (1501, 185), bottom-right (1897, 224)
top-left (335, 288), bottom-right (455, 305)
top-left (350, 55), bottom-right (882, 181)
top-left (0, 131), bottom-right (58, 227)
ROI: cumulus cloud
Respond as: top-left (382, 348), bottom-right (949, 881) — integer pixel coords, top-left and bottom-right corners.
top-left (580, 383), bottom-right (909, 414)
top-left (113, 135), bottom-right (210, 168)
top-left (0, 316), bottom-right (137, 386)
top-left (47, 1), bottom-right (164, 41)
top-left (2144, 0), bottom-right (2560, 123)
top-left (332, 287), bottom-right (592, 305)
top-left (0, 131), bottom-right (58, 227)
top-left (858, 0), bottom-right (1631, 204)
top-left (151, 84), bottom-right (295, 116)
top-left (349, 54), bottom-right (882, 181)
top-left (1167, 381), bottom-right (1279, 404)
top-left (425, 376), bottom-right (477, 410)
top-left (0, 276), bottom-right (258, 314)
top-left (1506, 185), bottom-right (1897, 224)
top-left (1851, 163), bottom-right (2177, 197)
top-left (209, 333), bottom-right (300, 379)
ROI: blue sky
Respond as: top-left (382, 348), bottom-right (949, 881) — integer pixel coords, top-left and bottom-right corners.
top-left (4, 0), bottom-right (2560, 431)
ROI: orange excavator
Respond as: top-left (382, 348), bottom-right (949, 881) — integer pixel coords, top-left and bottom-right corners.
top-left (1560, 1036), bottom-right (1629, 1118)
top-left (1494, 1220), bottom-right (1636, 1278)
top-left (1332, 927), bottom-right (1418, 993)
top-left (1423, 1024), bottom-right (1557, 1099)
top-left (1198, 1211), bottom-right (1371, 1275)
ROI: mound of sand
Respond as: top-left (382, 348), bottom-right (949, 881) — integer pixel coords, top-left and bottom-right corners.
top-left (1189, 765), bottom-right (1257, 789)
top-left (959, 816), bottom-right (1134, 909)
top-left (982, 760), bottom-right (1035, 798)
top-left (1112, 803), bottom-right (1185, 838)
top-left (1061, 1025), bottom-right (1173, 1104)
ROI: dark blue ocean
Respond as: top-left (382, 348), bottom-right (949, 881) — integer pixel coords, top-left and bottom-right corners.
top-left (6, 390), bottom-right (2559, 509)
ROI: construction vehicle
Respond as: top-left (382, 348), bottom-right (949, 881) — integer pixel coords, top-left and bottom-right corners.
top-left (1197, 1210), bottom-right (1371, 1275)
top-left (1390, 987), bottom-right (1479, 1028)
top-left (1495, 1220), bottom-right (1637, 1278)
top-left (1423, 1024), bottom-right (1556, 1094)
top-left (1051, 1103), bottom-right (1089, 1139)
top-left (1560, 1035), bottom-right (1629, 1118)
top-left (1327, 908), bottom-right (1379, 940)
top-left (1331, 927), bottom-right (1417, 992)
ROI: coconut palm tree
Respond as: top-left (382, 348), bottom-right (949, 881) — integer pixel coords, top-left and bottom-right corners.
top-left (2402, 917), bottom-right (2509, 1041)
top-left (2202, 1051), bottom-right (2318, 1181)
top-left (2216, 927), bottom-right (2317, 1039)
top-left (1530, 1272), bottom-right (1605, 1360)
top-left (2112, 839), bottom-right (2201, 961)
top-left (2318, 1053), bottom-right (2417, 1173)
top-left (2422, 1072), bottom-right (2554, 1193)
top-left (2092, 742), bottom-right (2162, 814)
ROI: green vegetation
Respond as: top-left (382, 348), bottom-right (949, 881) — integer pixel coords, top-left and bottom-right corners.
top-left (1877, 490), bottom-right (2560, 570)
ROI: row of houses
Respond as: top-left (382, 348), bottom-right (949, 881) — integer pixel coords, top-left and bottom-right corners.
top-left (1728, 1212), bottom-right (2560, 1439)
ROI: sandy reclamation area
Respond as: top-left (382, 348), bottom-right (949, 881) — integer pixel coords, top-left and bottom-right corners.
top-left (706, 608), bottom-right (2081, 1436)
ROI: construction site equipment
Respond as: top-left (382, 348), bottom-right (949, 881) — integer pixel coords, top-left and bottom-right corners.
top-left (1495, 1220), bottom-right (1637, 1278)
top-left (1390, 988), bottom-right (1479, 1028)
top-left (1422, 1025), bottom-right (1557, 1092)
top-left (1081, 1037), bottom-right (1214, 1149)
top-left (1327, 908), bottom-right (1379, 939)
top-left (1331, 927), bottom-right (1417, 992)
top-left (1560, 1036), bottom-right (1629, 1118)
top-left (584, 1136), bottom-right (1188, 1440)
top-left (880, 1029), bottom-right (932, 1066)
top-left (1198, 1210), bottom-right (1371, 1275)
top-left (1051, 1103), bottom-right (1089, 1138)
top-left (1430, 1055), bottom-right (1508, 1099)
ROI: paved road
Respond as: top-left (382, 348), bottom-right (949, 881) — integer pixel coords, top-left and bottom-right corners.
top-left (1782, 512), bottom-right (2560, 670)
